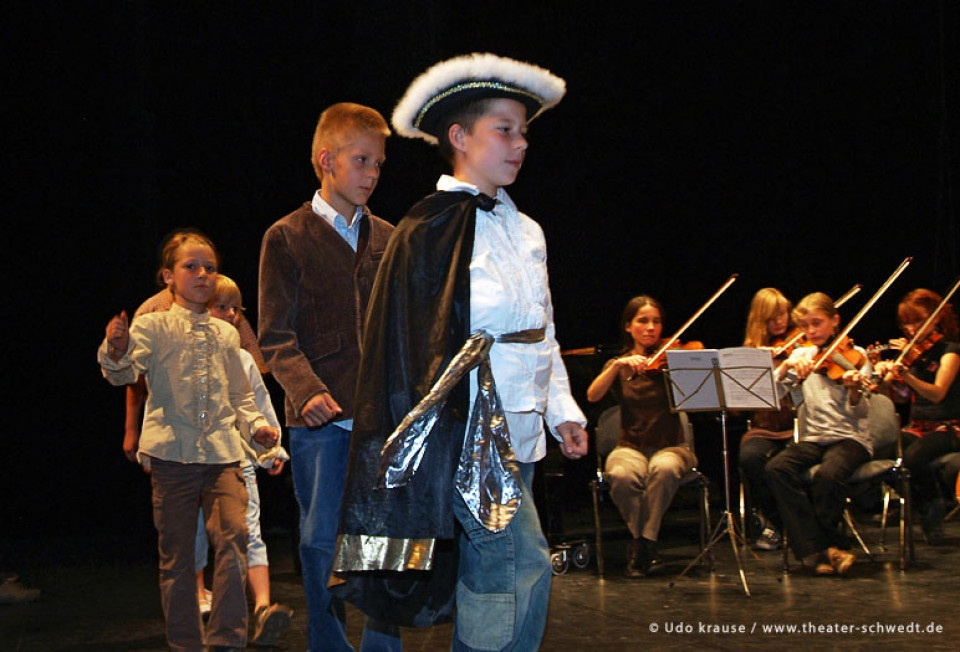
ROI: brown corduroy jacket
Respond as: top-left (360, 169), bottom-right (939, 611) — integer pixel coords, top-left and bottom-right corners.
top-left (258, 202), bottom-right (393, 426)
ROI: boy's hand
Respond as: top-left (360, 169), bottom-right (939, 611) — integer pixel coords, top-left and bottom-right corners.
top-left (106, 311), bottom-right (129, 360)
top-left (123, 425), bottom-right (140, 463)
top-left (791, 357), bottom-right (814, 380)
top-left (267, 458), bottom-right (285, 476)
top-left (557, 422), bottom-right (589, 460)
top-left (301, 392), bottom-right (342, 427)
top-left (254, 426), bottom-right (280, 448)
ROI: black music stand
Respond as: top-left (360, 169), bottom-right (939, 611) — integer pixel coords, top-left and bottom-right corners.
top-left (662, 347), bottom-right (781, 596)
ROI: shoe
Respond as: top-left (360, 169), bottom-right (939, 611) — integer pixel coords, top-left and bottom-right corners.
top-left (640, 538), bottom-right (664, 575)
top-left (0, 576), bottom-right (40, 604)
top-left (250, 603), bottom-right (294, 647)
top-left (752, 526), bottom-right (782, 551)
top-left (814, 559), bottom-right (836, 576)
top-left (199, 588), bottom-right (212, 616)
top-left (920, 500), bottom-right (946, 546)
top-left (826, 547), bottom-right (855, 576)
top-left (625, 539), bottom-right (645, 578)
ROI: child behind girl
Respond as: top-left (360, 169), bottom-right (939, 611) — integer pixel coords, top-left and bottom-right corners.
top-left (738, 288), bottom-right (798, 551)
top-left (206, 274), bottom-right (293, 646)
top-left (99, 231), bottom-right (279, 650)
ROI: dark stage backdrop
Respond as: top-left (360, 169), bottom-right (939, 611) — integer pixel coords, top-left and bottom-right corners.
top-left (3, 2), bottom-right (958, 540)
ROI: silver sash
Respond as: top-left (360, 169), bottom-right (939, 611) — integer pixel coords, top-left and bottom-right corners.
top-left (378, 330), bottom-right (542, 532)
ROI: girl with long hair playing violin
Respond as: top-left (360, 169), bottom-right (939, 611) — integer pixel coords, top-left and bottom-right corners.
top-left (586, 295), bottom-right (698, 578)
top-left (873, 288), bottom-right (960, 545)
top-left (764, 292), bottom-right (873, 576)
top-left (738, 288), bottom-right (797, 552)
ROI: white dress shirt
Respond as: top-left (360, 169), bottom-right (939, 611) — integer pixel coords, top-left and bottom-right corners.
top-left (98, 303), bottom-right (270, 465)
top-left (436, 175), bottom-right (586, 463)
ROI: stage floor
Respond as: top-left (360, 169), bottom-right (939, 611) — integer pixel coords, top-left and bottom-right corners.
top-left (2, 503), bottom-right (959, 650)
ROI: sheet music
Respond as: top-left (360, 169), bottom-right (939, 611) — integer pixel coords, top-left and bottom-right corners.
top-left (715, 347), bottom-right (779, 410)
top-left (664, 349), bottom-right (721, 411)
top-left (665, 347), bottom-right (779, 412)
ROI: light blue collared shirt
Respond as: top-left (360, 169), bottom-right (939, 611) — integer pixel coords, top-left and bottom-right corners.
top-left (311, 190), bottom-right (365, 252)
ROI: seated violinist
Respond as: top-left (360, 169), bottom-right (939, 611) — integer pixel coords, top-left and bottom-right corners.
top-left (738, 288), bottom-right (798, 551)
top-left (873, 288), bottom-right (960, 545)
top-left (586, 296), bottom-right (698, 578)
top-left (764, 292), bottom-right (873, 576)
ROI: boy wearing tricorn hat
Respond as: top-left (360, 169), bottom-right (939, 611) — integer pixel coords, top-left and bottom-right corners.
top-left (334, 53), bottom-right (588, 650)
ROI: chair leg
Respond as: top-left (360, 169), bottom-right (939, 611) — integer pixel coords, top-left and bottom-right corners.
top-left (781, 529), bottom-right (790, 573)
top-left (947, 504), bottom-right (960, 523)
top-left (699, 477), bottom-right (713, 571)
top-left (842, 506), bottom-right (874, 560)
top-left (738, 482), bottom-right (747, 543)
top-left (591, 479), bottom-right (605, 579)
top-left (900, 468), bottom-right (914, 569)
top-left (879, 484), bottom-right (891, 551)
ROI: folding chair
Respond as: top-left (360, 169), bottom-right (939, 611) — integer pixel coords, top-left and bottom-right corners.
top-left (590, 405), bottom-right (710, 578)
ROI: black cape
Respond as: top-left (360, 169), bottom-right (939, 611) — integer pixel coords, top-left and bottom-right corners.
top-left (334, 191), bottom-right (495, 627)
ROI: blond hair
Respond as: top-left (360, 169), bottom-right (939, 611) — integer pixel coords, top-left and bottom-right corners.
top-left (311, 103), bottom-right (390, 181)
top-left (210, 274), bottom-right (243, 311)
top-left (743, 288), bottom-right (792, 348)
top-left (792, 292), bottom-right (837, 324)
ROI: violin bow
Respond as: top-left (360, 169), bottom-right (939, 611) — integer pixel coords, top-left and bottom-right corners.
top-left (813, 257), bottom-right (913, 371)
top-left (645, 273), bottom-right (739, 367)
top-left (893, 275), bottom-right (960, 366)
top-left (772, 283), bottom-right (864, 356)
top-left (874, 274), bottom-right (960, 391)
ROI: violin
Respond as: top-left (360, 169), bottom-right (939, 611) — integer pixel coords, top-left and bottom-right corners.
top-left (877, 332), bottom-right (943, 383)
top-left (808, 257), bottom-right (913, 386)
top-left (875, 275), bottom-right (960, 390)
top-left (900, 332), bottom-right (943, 368)
top-left (865, 341), bottom-right (899, 364)
top-left (769, 328), bottom-right (806, 360)
top-left (771, 283), bottom-right (863, 358)
top-left (814, 336), bottom-right (870, 383)
top-left (643, 340), bottom-right (705, 372)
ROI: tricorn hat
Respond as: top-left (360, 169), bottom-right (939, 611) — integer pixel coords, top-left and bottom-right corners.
top-left (392, 52), bottom-right (566, 145)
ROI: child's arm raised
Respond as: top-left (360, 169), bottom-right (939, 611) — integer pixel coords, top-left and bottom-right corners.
top-left (105, 311), bottom-right (129, 360)
top-left (98, 311), bottom-right (142, 386)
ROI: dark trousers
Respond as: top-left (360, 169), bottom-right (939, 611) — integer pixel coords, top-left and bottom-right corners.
top-left (902, 428), bottom-right (960, 507)
top-left (765, 440), bottom-right (870, 560)
top-left (739, 436), bottom-right (790, 530)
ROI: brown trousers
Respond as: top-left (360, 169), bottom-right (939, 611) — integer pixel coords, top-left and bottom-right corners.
top-left (605, 445), bottom-right (698, 541)
top-left (151, 459), bottom-right (249, 651)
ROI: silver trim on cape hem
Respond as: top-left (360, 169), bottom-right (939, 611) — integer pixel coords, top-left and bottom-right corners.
top-left (334, 533), bottom-right (436, 572)
top-left (377, 331), bottom-right (523, 533)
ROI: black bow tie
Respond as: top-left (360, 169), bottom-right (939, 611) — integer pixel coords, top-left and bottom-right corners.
top-left (476, 193), bottom-right (496, 212)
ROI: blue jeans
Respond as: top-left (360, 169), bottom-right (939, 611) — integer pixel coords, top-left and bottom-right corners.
top-left (290, 424), bottom-right (401, 652)
top-left (452, 462), bottom-right (551, 651)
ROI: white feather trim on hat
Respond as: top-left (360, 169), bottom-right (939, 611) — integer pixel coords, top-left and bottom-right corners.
top-left (392, 52), bottom-right (566, 145)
